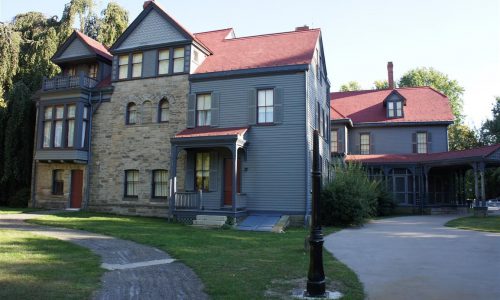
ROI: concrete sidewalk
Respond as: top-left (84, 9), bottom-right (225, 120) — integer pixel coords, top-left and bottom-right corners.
top-left (324, 215), bottom-right (500, 300)
top-left (0, 212), bottom-right (208, 300)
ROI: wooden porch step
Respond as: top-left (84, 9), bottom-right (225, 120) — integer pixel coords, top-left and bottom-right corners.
top-left (195, 215), bottom-right (227, 222)
top-left (191, 215), bottom-right (228, 228)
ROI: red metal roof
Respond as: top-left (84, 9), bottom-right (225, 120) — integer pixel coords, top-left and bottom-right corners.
top-left (193, 29), bottom-right (321, 74)
top-left (345, 144), bottom-right (500, 164)
top-left (75, 31), bottom-right (112, 61)
top-left (331, 107), bottom-right (347, 119)
top-left (175, 127), bottom-right (248, 138)
top-left (330, 87), bottom-right (454, 124)
top-left (94, 75), bottom-right (111, 89)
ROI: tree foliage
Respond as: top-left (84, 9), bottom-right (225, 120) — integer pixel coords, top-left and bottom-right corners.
top-left (480, 97), bottom-right (500, 145)
top-left (339, 81), bottom-right (362, 92)
top-left (373, 80), bottom-right (389, 90)
top-left (398, 67), bottom-right (464, 123)
top-left (448, 123), bottom-right (481, 151)
top-left (97, 2), bottom-right (129, 47)
top-left (0, 0), bottom-right (127, 206)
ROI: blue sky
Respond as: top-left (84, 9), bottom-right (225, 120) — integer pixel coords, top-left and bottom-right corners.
top-left (1, 0), bottom-right (499, 127)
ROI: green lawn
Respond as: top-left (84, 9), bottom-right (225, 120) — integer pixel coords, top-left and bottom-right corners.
top-left (0, 229), bottom-right (103, 300)
top-left (29, 212), bottom-right (364, 299)
top-left (445, 215), bottom-right (500, 233)
top-left (0, 206), bottom-right (40, 214)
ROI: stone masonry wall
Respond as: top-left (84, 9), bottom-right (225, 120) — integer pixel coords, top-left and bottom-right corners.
top-left (34, 162), bottom-right (86, 209)
top-left (88, 75), bottom-right (188, 217)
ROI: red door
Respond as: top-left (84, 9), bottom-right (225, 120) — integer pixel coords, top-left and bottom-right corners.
top-left (224, 159), bottom-right (233, 206)
top-left (70, 170), bottom-right (83, 208)
top-left (224, 158), bottom-right (242, 206)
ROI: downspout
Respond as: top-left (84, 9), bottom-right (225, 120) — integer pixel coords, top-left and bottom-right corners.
top-left (84, 90), bottom-right (101, 209)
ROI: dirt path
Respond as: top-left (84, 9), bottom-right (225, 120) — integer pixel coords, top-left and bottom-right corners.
top-left (0, 212), bottom-right (208, 300)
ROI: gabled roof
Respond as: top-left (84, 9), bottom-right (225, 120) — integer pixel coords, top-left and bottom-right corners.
top-left (110, 0), bottom-right (210, 53)
top-left (330, 87), bottom-right (454, 124)
top-left (193, 28), bottom-right (321, 74)
top-left (174, 127), bottom-right (248, 138)
top-left (346, 144), bottom-right (500, 164)
top-left (52, 30), bottom-right (112, 62)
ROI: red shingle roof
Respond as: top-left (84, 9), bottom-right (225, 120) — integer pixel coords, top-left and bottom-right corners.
top-left (175, 127), bottom-right (248, 138)
top-left (345, 144), bottom-right (500, 164)
top-left (330, 87), bottom-right (454, 124)
top-left (75, 31), bottom-right (112, 61)
top-left (193, 29), bottom-right (320, 74)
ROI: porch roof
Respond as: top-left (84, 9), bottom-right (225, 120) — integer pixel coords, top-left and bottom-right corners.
top-left (174, 126), bottom-right (248, 138)
top-left (345, 144), bottom-right (500, 166)
top-left (171, 126), bottom-right (248, 149)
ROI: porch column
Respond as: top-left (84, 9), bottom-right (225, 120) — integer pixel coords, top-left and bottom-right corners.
top-left (479, 162), bottom-right (486, 207)
top-left (169, 145), bottom-right (178, 216)
top-left (473, 163), bottom-right (479, 207)
top-left (424, 166), bottom-right (430, 207)
top-left (232, 146), bottom-right (238, 213)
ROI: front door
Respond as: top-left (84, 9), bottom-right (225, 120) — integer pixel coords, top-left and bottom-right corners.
top-left (224, 158), bottom-right (233, 206)
top-left (70, 170), bottom-right (83, 208)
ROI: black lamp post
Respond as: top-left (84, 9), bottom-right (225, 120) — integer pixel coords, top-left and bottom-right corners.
top-left (306, 129), bottom-right (326, 297)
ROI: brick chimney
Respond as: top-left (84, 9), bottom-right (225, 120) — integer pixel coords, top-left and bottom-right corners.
top-left (387, 61), bottom-right (394, 89)
top-left (295, 25), bottom-right (310, 31)
top-left (143, 0), bottom-right (155, 9)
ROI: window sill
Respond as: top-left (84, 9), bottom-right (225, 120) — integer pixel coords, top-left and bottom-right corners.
top-left (255, 123), bottom-right (277, 127)
top-left (123, 196), bottom-right (139, 201)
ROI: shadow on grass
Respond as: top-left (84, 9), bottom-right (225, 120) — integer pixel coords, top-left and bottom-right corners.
top-left (0, 230), bottom-right (103, 299)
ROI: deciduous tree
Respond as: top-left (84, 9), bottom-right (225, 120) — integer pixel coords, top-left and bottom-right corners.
top-left (339, 81), bottom-right (361, 92)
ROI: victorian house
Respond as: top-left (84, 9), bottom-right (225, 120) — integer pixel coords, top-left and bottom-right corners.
top-left (331, 63), bottom-right (500, 213)
top-left (31, 0), bottom-right (330, 222)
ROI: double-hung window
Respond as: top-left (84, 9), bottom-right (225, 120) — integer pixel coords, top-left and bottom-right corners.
top-left (132, 53), bottom-right (142, 78)
top-left (52, 170), bottom-right (64, 195)
top-left (81, 107), bottom-right (88, 147)
top-left (118, 55), bottom-right (129, 79)
top-left (388, 101), bottom-right (403, 118)
top-left (195, 152), bottom-right (210, 191)
top-left (126, 103), bottom-right (137, 125)
top-left (67, 105), bottom-right (76, 147)
top-left (125, 170), bottom-right (139, 197)
top-left (43, 107), bottom-right (53, 148)
top-left (159, 99), bottom-right (169, 122)
top-left (331, 130), bottom-right (338, 153)
top-left (152, 170), bottom-right (168, 198)
top-left (54, 106), bottom-right (64, 148)
top-left (89, 63), bottom-right (98, 78)
top-left (173, 47), bottom-right (184, 73)
top-left (158, 49), bottom-right (170, 75)
top-left (257, 89), bottom-right (274, 124)
top-left (196, 94), bottom-right (211, 126)
top-left (360, 133), bottom-right (370, 154)
top-left (417, 132), bottom-right (427, 154)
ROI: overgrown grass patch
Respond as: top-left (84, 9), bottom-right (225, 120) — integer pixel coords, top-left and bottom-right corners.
top-left (0, 229), bottom-right (103, 299)
top-left (445, 215), bottom-right (500, 233)
top-left (29, 212), bottom-right (364, 299)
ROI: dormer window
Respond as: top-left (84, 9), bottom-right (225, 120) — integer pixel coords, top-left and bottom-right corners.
top-left (388, 100), bottom-right (403, 118)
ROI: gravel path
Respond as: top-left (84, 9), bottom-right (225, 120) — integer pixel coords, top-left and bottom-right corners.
top-left (324, 215), bottom-right (500, 300)
top-left (0, 212), bottom-right (208, 300)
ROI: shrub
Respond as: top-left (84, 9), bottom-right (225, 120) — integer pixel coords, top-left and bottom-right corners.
top-left (7, 187), bottom-right (30, 207)
top-left (320, 162), bottom-right (396, 226)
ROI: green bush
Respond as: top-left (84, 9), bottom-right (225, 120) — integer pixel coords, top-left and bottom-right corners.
top-left (320, 162), bottom-right (395, 226)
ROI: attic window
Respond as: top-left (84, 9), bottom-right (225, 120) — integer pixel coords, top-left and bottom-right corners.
top-left (388, 100), bottom-right (403, 118)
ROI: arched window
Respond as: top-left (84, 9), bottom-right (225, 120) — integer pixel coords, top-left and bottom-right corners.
top-left (142, 100), bottom-right (152, 124)
top-left (126, 102), bottom-right (137, 124)
top-left (158, 98), bottom-right (169, 122)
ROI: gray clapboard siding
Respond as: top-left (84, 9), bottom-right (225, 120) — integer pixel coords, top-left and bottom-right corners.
top-left (116, 9), bottom-right (187, 51)
top-left (58, 38), bottom-right (92, 59)
top-left (348, 125), bottom-right (449, 154)
top-left (191, 73), bottom-right (308, 213)
top-left (305, 60), bottom-right (330, 214)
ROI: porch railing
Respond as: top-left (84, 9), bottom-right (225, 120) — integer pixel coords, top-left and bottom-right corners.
top-left (236, 193), bottom-right (247, 209)
top-left (42, 73), bottom-right (98, 91)
top-left (174, 192), bottom-right (200, 209)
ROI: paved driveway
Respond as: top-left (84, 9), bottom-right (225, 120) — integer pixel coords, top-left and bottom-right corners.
top-left (324, 215), bottom-right (500, 300)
